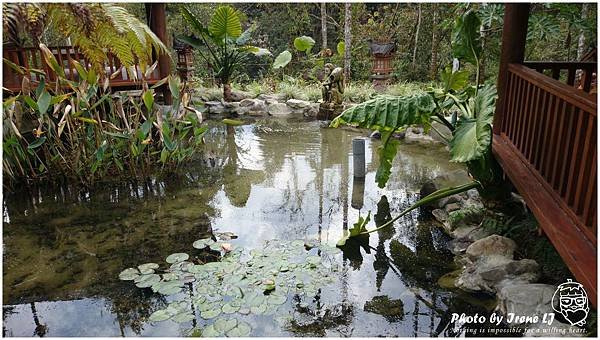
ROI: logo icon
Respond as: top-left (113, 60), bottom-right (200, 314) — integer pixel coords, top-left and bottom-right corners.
top-left (552, 279), bottom-right (589, 326)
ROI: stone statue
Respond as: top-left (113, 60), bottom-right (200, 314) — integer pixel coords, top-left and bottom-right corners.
top-left (318, 63), bottom-right (344, 120)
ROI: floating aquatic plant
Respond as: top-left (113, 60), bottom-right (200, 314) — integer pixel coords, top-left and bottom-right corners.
top-left (119, 237), bottom-right (342, 337)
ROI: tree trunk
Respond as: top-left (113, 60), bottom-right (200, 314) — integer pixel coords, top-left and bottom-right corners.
top-left (429, 4), bottom-right (439, 80)
top-left (577, 3), bottom-right (589, 60)
top-left (320, 3), bottom-right (328, 51)
top-left (223, 83), bottom-right (232, 103)
top-left (344, 3), bottom-right (352, 81)
top-left (479, 19), bottom-right (487, 84)
top-left (412, 4), bottom-right (422, 66)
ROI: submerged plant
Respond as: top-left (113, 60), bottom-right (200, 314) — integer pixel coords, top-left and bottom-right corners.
top-left (119, 237), bottom-right (342, 336)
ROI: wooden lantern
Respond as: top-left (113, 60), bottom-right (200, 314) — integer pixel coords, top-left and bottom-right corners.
top-left (174, 39), bottom-right (194, 81)
top-left (369, 42), bottom-right (396, 88)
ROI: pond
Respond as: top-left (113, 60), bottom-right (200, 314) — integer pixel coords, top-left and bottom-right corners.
top-left (3, 117), bottom-right (492, 337)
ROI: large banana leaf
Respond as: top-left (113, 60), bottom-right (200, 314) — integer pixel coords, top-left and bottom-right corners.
top-left (180, 7), bottom-right (210, 37)
top-left (451, 10), bottom-right (482, 65)
top-left (449, 84), bottom-right (496, 162)
top-left (330, 94), bottom-right (436, 132)
top-left (209, 5), bottom-right (242, 40)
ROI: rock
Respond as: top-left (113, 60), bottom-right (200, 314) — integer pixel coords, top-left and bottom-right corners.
top-left (466, 235), bottom-right (516, 260)
top-left (420, 180), bottom-right (438, 197)
top-left (451, 225), bottom-right (491, 241)
top-left (456, 257), bottom-right (540, 293)
top-left (268, 102), bottom-right (292, 116)
top-left (238, 99), bottom-right (267, 116)
top-left (432, 209), bottom-right (449, 223)
top-left (369, 130), bottom-right (382, 139)
top-left (205, 101), bottom-right (226, 114)
top-left (305, 103), bottom-right (319, 118)
top-left (524, 321), bottom-right (584, 337)
top-left (230, 90), bottom-right (251, 102)
top-left (496, 283), bottom-right (557, 326)
top-left (447, 237), bottom-right (473, 255)
top-left (404, 127), bottom-right (439, 145)
top-left (445, 203), bottom-right (461, 212)
top-left (467, 189), bottom-right (480, 200)
top-left (286, 99), bottom-right (311, 110)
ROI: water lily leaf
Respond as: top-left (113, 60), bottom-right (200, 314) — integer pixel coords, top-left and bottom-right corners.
top-left (166, 253), bottom-right (189, 264)
top-left (246, 294), bottom-right (265, 307)
top-left (202, 324), bottom-right (222, 337)
top-left (193, 238), bottom-right (214, 249)
top-left (149, 309), bottom-right (171, 322)
top-left (135, 274), bottom-right (161, 288)
top-left (291, 240), bottom-right (304, 248)
top-left (119, 268), bottom-right (140, 281)
top-left (171, 312), bottom-right (195, 323)
top-left (170, 261), bottom-right (193, 272)
top-left (268, 294), bottom-right (287, 305)
top-left (238, 307), bottom-right (250, 315)
top-left (214, 317), bottom-right (238, 333)
top-left (162, 272), bottom-right (178, 281)
top-left (226, 320), bottom-right (251, 337)
top-left (250, 303), bottom-right (267, 315)
top-left (209, 242), bottom-right (223, 251)
top-left (306, 256), bottom-right (321, 265)
top-left (158, 283), bottom-right (183, 295)
top-left (200, 308), bottom-right (221, 319)
top-left (138, 263), bottom-right (159, 274)
top-left (221, 302), bottom-right (240, 314)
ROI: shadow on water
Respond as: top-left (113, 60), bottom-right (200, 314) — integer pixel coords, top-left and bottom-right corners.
top-left (3, 118), bottom-right (496, 337)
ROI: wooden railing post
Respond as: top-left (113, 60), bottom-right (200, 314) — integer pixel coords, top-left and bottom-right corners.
top-left (146, 3), bottom-right (172, 105)
top-left (493, 3), bottom-right (530, 134)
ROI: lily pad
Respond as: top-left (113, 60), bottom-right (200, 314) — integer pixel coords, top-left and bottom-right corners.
top-left (171, 312), bottom-right (195, 323)
top-left (138, 263), bottom-right (159, 274)
top-left (209, 242), bottom-right (223, 252)
top-left (119, 268), bottom-right (140, 281)
top-left (166, 253), bottom-right (189, 264)
top-left (149, 309), bottom-right (171, 322)
top-left (226, 320), bottom-right (251, 337)
top-left (267, 294), bottom-right (287, 305)
top-left (222, 302), bottom-right (240, 314)
top-left (250, 303), bottom-right (267, 315)
top-left (157, 282), bottom-right (183, 295)
top-left (200, 308), bottom-right (221, 319)
top-left (214, 317), bottom-right (238, 333)
top-left (135, 274), bottom-right (161, 288)
top-left (202, 324), bottom-right (221, 337)
top-left (192, 238), bottom-right (214, 249)
top-left (307, 256), bottom-right (321, 265)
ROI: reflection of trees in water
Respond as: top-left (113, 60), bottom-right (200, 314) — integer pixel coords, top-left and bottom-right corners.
top-left (284, 293), bottom-right (354, 337)
top-left (107, 286), bottom-right (167, 336)
top-left (30, 302), bottom-right (48, 337)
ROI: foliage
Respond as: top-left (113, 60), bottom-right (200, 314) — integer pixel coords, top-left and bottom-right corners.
top-left (3, 44), bottom-right (207, 187)
top-left (179, 5), bottom-right (270, 102)
top-left (120, 236), bottom-right (342, 334)
top-left (2, 3), bottom-right (168, 74)
top-left (273, 50), bottom-right (292, 69)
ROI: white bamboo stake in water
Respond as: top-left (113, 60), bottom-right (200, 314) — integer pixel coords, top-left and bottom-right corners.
top-left (352, 138), bottom-right (365, 179)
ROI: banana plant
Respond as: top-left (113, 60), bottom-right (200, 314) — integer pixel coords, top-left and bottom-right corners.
top-left (179, 6), bottom-right (270, 102)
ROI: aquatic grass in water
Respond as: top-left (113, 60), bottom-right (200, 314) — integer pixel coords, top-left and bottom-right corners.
top-left (119, 237), bottom-right (342, 336)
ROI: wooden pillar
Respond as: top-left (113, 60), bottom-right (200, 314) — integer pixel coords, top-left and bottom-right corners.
top-left (493, 3), bottom-right (530, 134)
top-left (146, 3), bottom-right (172, 104)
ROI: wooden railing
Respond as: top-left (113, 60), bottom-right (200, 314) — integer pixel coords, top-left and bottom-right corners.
top-left (523, 61), bottom-right (596, 92)
top-left (3, 46), bottom-right (161, 93)
top-left (493, 63), bottom-right (597, 303)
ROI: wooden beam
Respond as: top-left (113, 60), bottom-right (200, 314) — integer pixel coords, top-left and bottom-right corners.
top-left (493, 3), bottom-right (530, 134)
top-left (146, 3), bottom-right (172, 104)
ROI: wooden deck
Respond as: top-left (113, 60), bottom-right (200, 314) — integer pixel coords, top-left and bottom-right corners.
top-left (3, 46), bottom-right (161, 94)
top-left (493, 62), bottom-right (597, 306)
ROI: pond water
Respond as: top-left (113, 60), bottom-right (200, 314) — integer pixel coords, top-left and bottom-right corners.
top-left (3, 117), bottom-right (492, 337)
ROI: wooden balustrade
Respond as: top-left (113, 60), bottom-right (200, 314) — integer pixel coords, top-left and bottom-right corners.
top-left (493, 63), bottom-right (597, 303)
top-left (3, 46), bottom-right (161, 93)
top-left (523, 61), bottom-right (596, 92)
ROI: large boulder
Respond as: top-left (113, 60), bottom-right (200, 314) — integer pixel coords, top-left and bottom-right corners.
top-left (267, 102), bottom-right (292, 116)
top-left (238, 98), bottom-right (267, 116)
top-left (286, 98), bottom-right (311, 110)
top-left (455, 235), bottom-right (539, 293)
top-left (404, 126), bottom-right (439, 145)
top-left (230, 89), bottom-right (252, 102)
top-left (205, 101), bottom-right (226, 114)
top-left (285, 99), bottom-right (318, 117)
top-left (496, 283), bottom-right (556, 325)
top-left (466, 235), bottom-right (516, 260)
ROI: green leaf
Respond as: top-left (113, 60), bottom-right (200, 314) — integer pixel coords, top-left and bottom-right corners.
top-left (330, 94), bottom-right (436, 132)
top-left (222, 118), bottom-right (244, 126)
top-left (337, 211), bottom-right (371, 247)
top-left (149, 309), bottom-right (171, 322)
top-left (168, 76), bottom-right (180, 101)
top-left (273, 50), bottom-right (292, 69)
top-left (209, 5), bottom-right (242, 40)
top-left (27, 137), bottom-right (47, 150)
top-left (166, 253), bottom-right (189, 264)
top-left (138, 263), bottom-right (159, 275)
top-left (336, 41), bottom-right (345, 56)
top-left (452, 10), bottom-right (482, 65)
top-left (37, 90), bottom-right (51, 115)
top-left (226, 320), bottom-right (251, 337)
top-left (375, 133), bottom-right (398, 188)
top-left (180, 7), bottom-right (209, 37)
top-left (293, 36), bottom-right (315, 53)
top-left (440, 66), bottom-right (470, 92)
top-left (236, 24), bottom-right (256, 45)
top-left (143, 90), bottom-right (154, 112)
top-left (449, 85), bottom-right (496, 162)
top-left (171, 313), bottom-right (195, 323)
top-left (119, 268), bottom-right (140, 281)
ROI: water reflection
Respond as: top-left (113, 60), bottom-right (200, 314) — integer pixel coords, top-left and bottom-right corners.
top-left (3, 118), bottom-right (484, 337)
